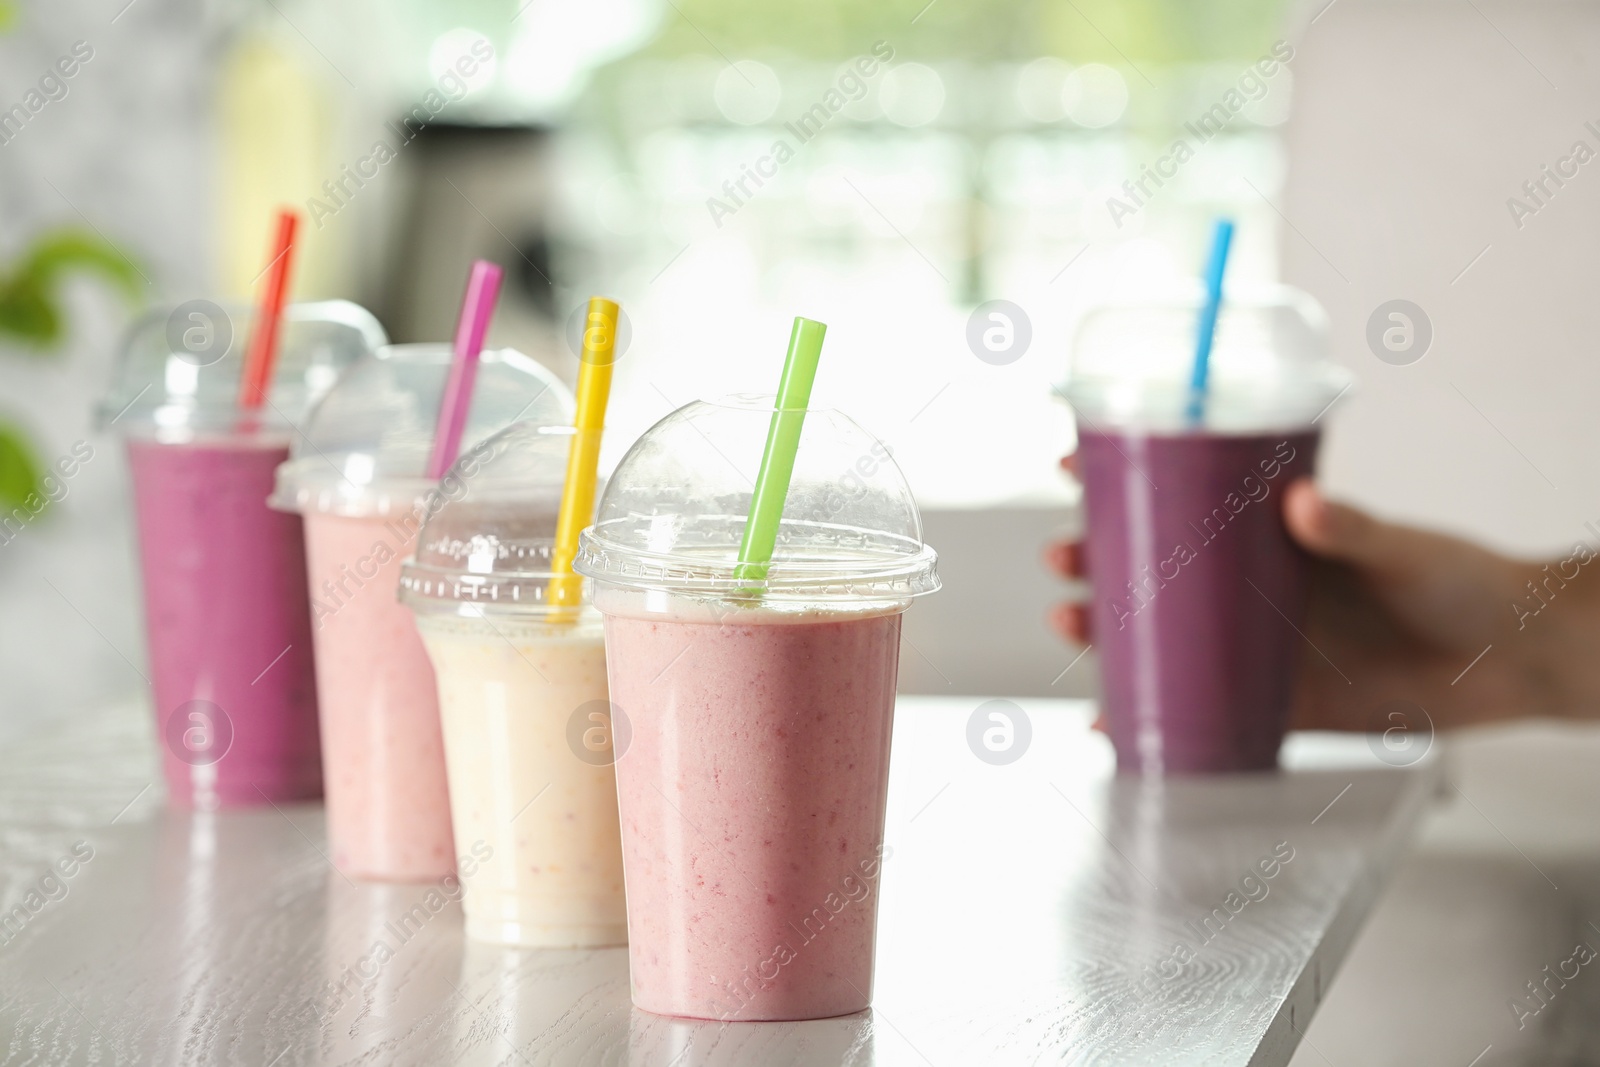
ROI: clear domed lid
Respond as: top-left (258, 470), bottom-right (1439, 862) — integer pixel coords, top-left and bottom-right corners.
top-left (1060, 285), bottom-right (1350, 432)
top-left (399, 420), bottom-right (592, 615)
top-left (574, 395), bottom-right (940, 606)
top-left (98, 299), bottom-right (387, 440)
top-left (271, 343), bottom-right (574, 518)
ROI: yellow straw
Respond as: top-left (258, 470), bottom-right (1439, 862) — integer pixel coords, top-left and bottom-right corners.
top-left (549, 297), bottom-right (620, 610)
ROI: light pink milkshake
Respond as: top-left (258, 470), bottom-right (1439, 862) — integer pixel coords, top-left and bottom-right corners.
top-left (302, 511), bottom-right (452, 880)
top-left (603, 605), bottom-right (900, 1020)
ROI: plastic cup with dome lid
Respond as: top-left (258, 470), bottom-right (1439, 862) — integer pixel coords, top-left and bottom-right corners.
top-left (572, 317), bottom-right (940, 1021)
top-left (270, 340), bottom-right (574, 882)
top-left (395, 296), bottom-right (628, 945)
top-left (1059, 272), bottom-right (1351, 775)
top-left (398, 417), bottom-right (626, 946)
top-left (100, 295), bottom-right (385, 810)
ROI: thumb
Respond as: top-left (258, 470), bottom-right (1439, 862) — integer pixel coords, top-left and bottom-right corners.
top-left (1283, 478), bottom-right (1392, 566)
top-left (1283, 477), bottom-right (1527, 647)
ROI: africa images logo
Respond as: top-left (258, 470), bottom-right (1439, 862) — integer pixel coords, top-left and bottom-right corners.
top-left (705, 41), bottom-right (896, 228)
top-left (1105, 441), bottom-right (1299, 630)
top-left (1104, 40), bottom-right (1294, 227)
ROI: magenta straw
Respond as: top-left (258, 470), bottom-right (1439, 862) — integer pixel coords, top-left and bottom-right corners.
top-left (426, 259), bottom-right (505, 479)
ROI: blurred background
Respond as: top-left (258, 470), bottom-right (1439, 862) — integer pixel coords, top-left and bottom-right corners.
top-left (3, 0), bottom-right (1598, 728)
top-left (8, 2), bottom-right (1600, 1064)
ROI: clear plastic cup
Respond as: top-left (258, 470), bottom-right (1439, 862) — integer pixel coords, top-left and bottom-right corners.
top-left (399, 420), bottom-right (626, 947)
top-left (99, 299), bottom-right (385, 809)
top-left (270, 345), bottom-right (573, 881)
top-left (1060, 287), bottom-right (1350, 774)
top-left (574, 396), bottom-right (940, 1021)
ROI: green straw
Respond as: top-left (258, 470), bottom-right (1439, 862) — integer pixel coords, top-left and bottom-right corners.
top-left (735, 316), bottom-right (828, 586)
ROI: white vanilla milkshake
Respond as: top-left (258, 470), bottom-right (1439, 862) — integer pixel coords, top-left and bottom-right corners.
top-left (398, 419), bottom-right (627, 948)
top-left (416, 612), bottom-right (624, 946)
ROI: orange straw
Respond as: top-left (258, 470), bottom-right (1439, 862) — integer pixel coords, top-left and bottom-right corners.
top-left (238, 208), bottom-right (300, 412)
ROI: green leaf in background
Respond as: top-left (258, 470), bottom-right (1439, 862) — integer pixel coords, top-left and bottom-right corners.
top-left (0, 421), bottom-right (43, 514)
top-left (0, 282), bottom-right (58, 347)
top-left (23, 230), bottom-right (145, 296)
top-left (0, 229), bottom-right (147, 517)
top-left (0, 230), bottom-right (145, 351)
top-left (0, 2), bottom-right (15, 33)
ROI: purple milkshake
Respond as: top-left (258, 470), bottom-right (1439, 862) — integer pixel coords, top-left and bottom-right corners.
top-left (1077, 429), bottom-right (1319, 772)
top-left (1064, 291), bottom-right (1347, 774)
top-left (102, 300), bottom-right (384, 808)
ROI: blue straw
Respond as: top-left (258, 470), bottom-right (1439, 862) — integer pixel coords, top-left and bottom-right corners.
top-left (1187, 217), bottom-right (1235, 425)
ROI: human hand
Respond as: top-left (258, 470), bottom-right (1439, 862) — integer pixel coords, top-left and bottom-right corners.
top-left (1045, 468), bottom-right (1597, 730)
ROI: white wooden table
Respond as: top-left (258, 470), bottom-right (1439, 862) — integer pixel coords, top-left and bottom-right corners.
top-left (0, 697), bottom-right (1438, 1067)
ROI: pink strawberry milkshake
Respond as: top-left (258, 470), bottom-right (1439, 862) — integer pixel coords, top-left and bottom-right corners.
top-left (574, 395), bottom-right (940, 1020)
top-left (301, 510), bottom-right (455, 881)
top-left (603, 602), bottom-right (901, 1021)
